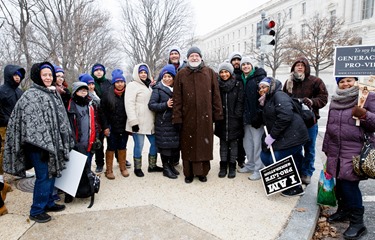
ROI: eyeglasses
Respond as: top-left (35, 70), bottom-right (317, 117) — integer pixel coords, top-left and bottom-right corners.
top-left (77, 89), bottom-right (88, 93)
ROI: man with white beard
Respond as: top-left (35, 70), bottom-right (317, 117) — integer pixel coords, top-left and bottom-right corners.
top-left (172, 46), bottom-right (223, 184)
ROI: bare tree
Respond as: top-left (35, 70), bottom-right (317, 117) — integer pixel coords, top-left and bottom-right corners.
top-left (119, 0), bottom-right (193, 76)
top-left (285, 14), bottom-right (360, 77)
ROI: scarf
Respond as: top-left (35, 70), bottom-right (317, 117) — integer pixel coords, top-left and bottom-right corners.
top-left (242, 68), bottom-right (255, 86)
top-left (114, 87), bottom-right (125, 97)
top-left (93, 75), bottom-right (106, 96)
top-left (330, 86), bottom-right (359, 110)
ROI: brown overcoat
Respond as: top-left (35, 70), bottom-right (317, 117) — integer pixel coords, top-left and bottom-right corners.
top-left (172, 64), bottom-right (223, 162)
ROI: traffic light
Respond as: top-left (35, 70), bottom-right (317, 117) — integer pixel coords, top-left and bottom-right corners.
top-left (260, 19), bottom-right (276, 53)
top-left (256, 21), bottom-right (262, 49)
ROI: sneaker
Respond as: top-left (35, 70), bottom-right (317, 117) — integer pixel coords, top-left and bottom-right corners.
top-left (301, 175), bottom-right (311, 185)
top-left (52, 194), bottom-right (61, 202)
top-left (29, 213), bottom-right (51, 223)
top-left (238, 167), bottom-right (253, 173)
top-left (281, 185), bottom-right (305, 197)
top-left (126, 160), bottom-right (131, 168)
top-left (248, 172), bottom-right (261, 180)
top-left (95, 166), bottom-right (103, 173)
top-left (45, 203), bottom-right (66, 212)
top-left (14, 171), bottom-right (35, 180)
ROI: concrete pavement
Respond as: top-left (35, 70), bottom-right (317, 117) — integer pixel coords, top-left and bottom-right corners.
top-left (0, 136), bottom-right (322, 240)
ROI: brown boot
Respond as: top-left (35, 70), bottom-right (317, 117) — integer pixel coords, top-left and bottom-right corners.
top-left (1, 182), bottom-right (12, 201)
top-left (0, 204), bottom-right (8, 216)
top-left (105, 151), bottom-right (115, 180)
top-left (118, 149), bottom-right (129, 177)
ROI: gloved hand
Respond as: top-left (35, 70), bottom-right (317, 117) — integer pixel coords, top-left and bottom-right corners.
top-left (265, 134), bottom-right (275, 148)
top-left (352, 105), bottom-right (367, 119)
top-left (302, 97), bottom-right (313, 108)
top-left (132, 125), bottom-right (140, 132)
top-left (92, 138), bottom-right (102, 150)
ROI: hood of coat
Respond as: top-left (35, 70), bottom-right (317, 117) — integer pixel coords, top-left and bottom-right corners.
top-left (266, 77), bottom-right (283, 99)
top-left (30, 61), bottom-right (57, 87)
top-left (3, 65), bottom-right (26, 89)
top-left (290, 57), bottom-right (310, 78)
top-left (132, 63), bottom-right (153, 84)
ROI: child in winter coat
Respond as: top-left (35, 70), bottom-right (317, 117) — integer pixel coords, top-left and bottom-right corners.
top-left (148, 64), bottom-right (180, 179)
top-left (214, 62), bottom-right (244, 178)
top-left (100, 69), bottom-right (129, 179)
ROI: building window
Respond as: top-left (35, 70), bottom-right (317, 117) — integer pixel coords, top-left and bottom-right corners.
top-left (238, 29), bottom-right (240, 38)
top-left (301, 24), bottom-right (306, 38)
top-left (238, 43), bottom-right (240, 51)
top-left (244, 41), bottom-right (247, 53)
top-left (244, 27), bottom-right (247, 36)
top-left (302, 2), bottom-right (306, 15)
top-left (278, 12), bottom-right (281, 23)
top-left (232, 32), bottom-right (235, 40)
top-left (330, 10), bottom-right (336, 25)
top-left (289, 8), bottom-right (292, 19)
top-left (288, 28), bottom-right (292, 35)
top-left (362, 0), bottom-right (374, 19)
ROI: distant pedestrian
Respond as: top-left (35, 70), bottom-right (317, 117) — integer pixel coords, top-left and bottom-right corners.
top-left (149, 64), bottom-right (180, 179)
top-left (214, 62), bottom-right (244, 179)
top-left (283, 57), bottom-right (328, 185)
top-left (172, 46), bottom-right (223, 183)
top-left (53, 65), bottom-right (71, 109)
top-left (323, 76), bottom-right (373, 239)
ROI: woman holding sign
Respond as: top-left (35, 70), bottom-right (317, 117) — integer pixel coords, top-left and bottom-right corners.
top-left (258, 77), bottom-right (309, 197)
top-left (323, 76), bottom-right (375, 239)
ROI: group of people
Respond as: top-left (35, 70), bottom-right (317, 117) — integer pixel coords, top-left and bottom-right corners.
top-left (0, 46), bottom-right (372, 239)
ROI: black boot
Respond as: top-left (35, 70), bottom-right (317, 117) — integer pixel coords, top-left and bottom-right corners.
top-left (343, 207), bottom-right (367, 239)
top-left (218, 161), bottom-right (227, 178)
top-left (328, 206), bottom-right (349, 223)
top-left (162, 157), bottom-right (177, 179)
top-left (228, 162), bottom-right (236, 179)
top-left (168, 157), bottom-right (180, 175)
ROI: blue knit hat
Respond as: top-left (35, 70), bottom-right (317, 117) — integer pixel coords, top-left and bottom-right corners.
top-left (259, 77), bottom-right (272, 87)
top-left (54, 65), bottom-right (64, 74)
top-left (160, 64), bottom-right (176, 78)
top-left (14, 70), bottom-right (23, 78)
top-left (138, 65), bottom-right (149, 74)
top-left (111, 69), bottom-right (126, 84)
top-left (335, 77), bottom-right (358, 84)
top-left (91, 63), bottom-right (106, 75)
top-left (79, 73), bottom-right (95, 84)
top-left (40, 64), bottom-right (53, 72)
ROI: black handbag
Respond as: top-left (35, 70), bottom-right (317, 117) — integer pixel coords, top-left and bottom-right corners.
top-left (353, 134), bottom-right (375, 179)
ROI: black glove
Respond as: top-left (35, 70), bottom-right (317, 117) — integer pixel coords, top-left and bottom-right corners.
top-left (132, 125), bottom-right (140, 132)
top-left (92, 138), bottom-right (102, 151)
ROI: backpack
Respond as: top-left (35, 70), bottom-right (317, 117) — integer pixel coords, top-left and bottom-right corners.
top-left (291, 98), bottom-right (316, 128)
top-left (75, 163), bottom-right (100, 208)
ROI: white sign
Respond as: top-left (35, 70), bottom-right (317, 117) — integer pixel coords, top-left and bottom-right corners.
top-left (55, 150), bottom-right (87, 196)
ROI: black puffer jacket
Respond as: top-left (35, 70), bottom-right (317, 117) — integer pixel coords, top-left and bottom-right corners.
top-left (242, 67), bottom-right (267, 127)
top-left (148, 81), bottom-right (179, 149)
top-left (100, 86), bottom-right (126, 133)
top-left (0, 65), bottom-right (26, 127)
top-left (262, 79), bottom-right (309, 151)
top-left (214, 77), bottom-right (244, 141)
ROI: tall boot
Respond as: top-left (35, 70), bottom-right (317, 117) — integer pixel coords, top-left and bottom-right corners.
top-left (105, 151), bottom-right (115, 180)
top-left (1, 182), bottom-right (12, 201)
top-left (148, 154), bottom-right (163, 172)
top-left (218, 161), bottom-right (227, 178)
top-left (134, 157), bottom-right (144, 177)
top-left (118, 149), bottom-right (129, 177)
top-left (169, 156), bottom-right (180, 175)
top-left (343, 207), bottom-right (367, 239)
top-left (328, 204), bottom-right (349, 223)
top-left (162, 156), bottom-right (177, 179)
top-left (228, 162), bottom-right (236, 179)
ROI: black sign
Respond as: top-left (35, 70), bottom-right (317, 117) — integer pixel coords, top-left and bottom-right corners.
top-left (334, 45), bottom-right (375, 77)
top-left (260, 155), bottom-right (301, 196)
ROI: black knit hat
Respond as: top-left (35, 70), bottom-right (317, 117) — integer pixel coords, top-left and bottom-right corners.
top-left (187, 46), bottom-right (202, 58)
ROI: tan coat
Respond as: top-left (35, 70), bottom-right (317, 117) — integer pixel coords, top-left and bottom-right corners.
top-left (172, 64), bottom-right (223, 161)
top-left (125, 63), bottom-right (155, 134)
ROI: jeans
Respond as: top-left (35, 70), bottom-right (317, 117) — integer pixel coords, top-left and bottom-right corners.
top-left (132, 133), bottom-right (157, 158)
top-left (29, 149), bottom-right (55, 216)
top-left (336, 179), bottom-right (363, 209)
top-left (260, 144), bottom-right (304, 168)
top-left (107, 132), bottom-right (129, 151)
top-left (301, 123), bottom-right (318, 176)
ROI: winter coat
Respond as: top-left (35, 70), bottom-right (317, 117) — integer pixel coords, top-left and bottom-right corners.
top-left (0, 65), bottom-right (25, 127)
top-left (148, 81), bottom-right (179, 149)
top-left (262, 79), bottom-right (309, 152)
top-left (59, 87), bottom-right (71, 110)
top-left (3, 78), bottom-right (75, 178)
top-left (67, 98), bottom-right (96, 153)
top-left (172, 63), bottom-right (223, 161)
top-left (214, 77), bottom-right (244, 141)
top-left (243, 67), bottom-right (267, 127)
top-left (125, 63), bottom-right (155, 134)
top-left (283, 57), bottom-right (328, 120)
top-left (323, 92), bottom-right (375, 181)
top-left (101, 86), bottom-right (127, 134)
top-left (93, 76), bottom-right (111, 98)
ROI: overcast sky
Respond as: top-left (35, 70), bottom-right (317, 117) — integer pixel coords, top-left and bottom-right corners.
top-left (191, 0), bottom-right (269, 35)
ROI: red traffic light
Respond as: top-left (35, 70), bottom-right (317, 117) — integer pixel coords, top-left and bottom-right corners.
top-left (267, 20), bottom-right (275, 28)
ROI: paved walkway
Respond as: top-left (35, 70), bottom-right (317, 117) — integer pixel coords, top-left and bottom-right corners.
top-left (1, 136), bottom-right (322, 240)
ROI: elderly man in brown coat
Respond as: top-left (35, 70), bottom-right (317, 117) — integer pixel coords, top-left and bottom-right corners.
top-left (172, 46), bottom-right (223, 183)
